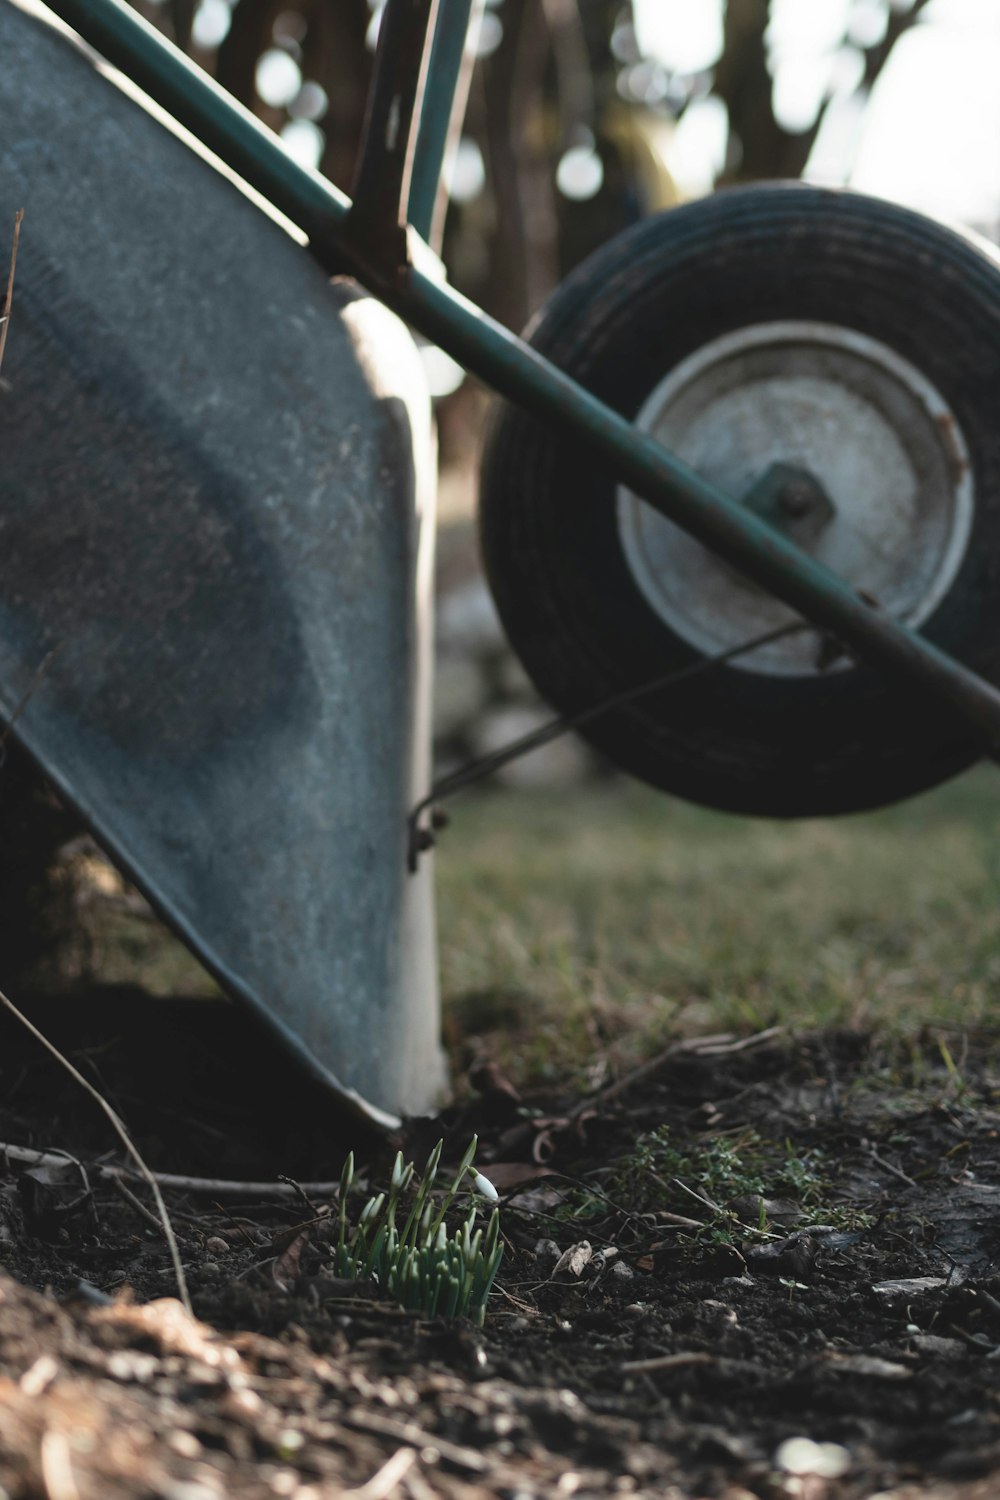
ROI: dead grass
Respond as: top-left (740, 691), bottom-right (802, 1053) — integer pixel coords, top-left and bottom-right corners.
top-left (435, 763), bottom-right (1000, 1088)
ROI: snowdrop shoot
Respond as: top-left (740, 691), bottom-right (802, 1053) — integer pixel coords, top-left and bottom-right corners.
top-left (334, 1136), bottom-right (503, 1326)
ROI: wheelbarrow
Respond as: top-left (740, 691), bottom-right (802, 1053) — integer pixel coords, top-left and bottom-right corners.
top-left (3, 0), bottom-right (1000, 1129)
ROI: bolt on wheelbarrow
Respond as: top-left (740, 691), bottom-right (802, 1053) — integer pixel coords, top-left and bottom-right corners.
top-left (3, 0), bottom-right (1000, 1128)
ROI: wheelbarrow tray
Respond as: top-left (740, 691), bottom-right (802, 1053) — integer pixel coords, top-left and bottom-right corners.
top-left (0, 0), bottom-right (444, 1127)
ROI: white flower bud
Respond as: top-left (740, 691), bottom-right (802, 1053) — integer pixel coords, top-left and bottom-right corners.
top-left (470, 1170), bottom-right (499, 1202)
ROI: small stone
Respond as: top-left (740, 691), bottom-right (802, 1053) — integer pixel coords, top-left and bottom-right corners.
top-left (607, 1261), bottom-right (636, 1289)
top-left (775, 1437), bottom-right (851, 1478)
top-left (745, 1233), bottom-right (816, 1279)
top-left (532, 1239), bottom-right (562, 1272)
top-left (220, 1388), bottom-right (263, 1418)
top-left (871, 1276), bottom-right (947, 1306)
top-left (268, 1473), bottom-right (298, 1497)
top-left (18, 1355), bottom-right (59, 1396)
top-left (204, 1237), bottom-right (228, 1256)
top-left (910, 1333), bottom-right (966, 1358)
top-left (822, 1352), bottom-right (912, 1381)
top-left (274, 1429), bottom-right (305, 1458)
top-left (699, 1299), bottom-right (738, 1328)
top-left (107, 1351), bottom-right (160, 1383)
top-left (167, 1431), bottom-right (202, 1460)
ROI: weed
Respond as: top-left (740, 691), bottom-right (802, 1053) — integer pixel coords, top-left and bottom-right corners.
top-left (937, 1037), bottom-right (968, 1100)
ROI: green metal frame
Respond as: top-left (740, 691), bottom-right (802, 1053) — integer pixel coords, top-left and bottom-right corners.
top-left (33, 0), bottom-right (1000, 748)
top-left (409, 0), bottom-right (480, 245)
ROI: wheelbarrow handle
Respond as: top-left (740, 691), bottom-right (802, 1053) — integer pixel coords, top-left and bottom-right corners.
top-left (44, 0), bottom-right (1000, 750)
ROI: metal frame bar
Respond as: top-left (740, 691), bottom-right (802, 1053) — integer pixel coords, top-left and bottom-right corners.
top-left (408, 0), bottom-right (481, 248)
top-left (345, 0), bottom-right (440, 280)
top-left (32, 0), bottom-right (1000, 746)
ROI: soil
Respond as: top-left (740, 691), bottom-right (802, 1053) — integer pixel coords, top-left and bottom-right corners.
top-left (2, 992), bottom-right (1000, 1500)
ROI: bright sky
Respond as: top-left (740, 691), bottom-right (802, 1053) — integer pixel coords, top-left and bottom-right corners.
top-left (633, 0), bottom-right (1000, 232)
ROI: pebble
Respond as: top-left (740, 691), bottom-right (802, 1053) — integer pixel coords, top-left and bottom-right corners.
top-left (775, 1437), bottom-right (851, 1478)
top-left (870, 1276), bottom-right (948, 1306)
top-left (910, 1333), bottom-right (967, 1358)
top-left (167, 1432), bottom-right (202, 1460)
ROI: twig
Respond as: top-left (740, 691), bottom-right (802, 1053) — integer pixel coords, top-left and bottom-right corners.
top-left (865, 1145), bottom-right (917, 1189)
top-left (569, 1033), bottom-right (733, 1117)
top-left (553, 1171), bottom-right (646, 1228)
top-left (977, 1287), bottom-right (1000, 1320)
top-left (277, 1173), bottom-right (322, 1216)
top-left (622, 1351), bottom-right (715, 1374)
top-left (572, 1025), bottom-right (786, 1117)
top-left (492, 1282), bottom-right (542, 1316)
top-left (22, 1144), bottom-right (92, 1198)
top-left (111, 1174), bottom-right (172, 1238)
top-left (0, 1142), bottom-right (340, 1200)
top-left (948, 1323), bottom-right (995, 1352)
top-left (39, 1428), bottom-right (81, 1500)
top-left (342, 1412), bottom-right (493, 1478)
top-left (343, 1448), bottom-right (418, 1500)
top-left (654, 1208), bottom-right (711, 1230)
top-left (690, 1026), bottom-right (787, 1057)
top-left (0, 208), bottom-right (23, 378)
top-left (0, 985), bottom-right (191, 1313)
top-left (671, 1177), bottom-right (723, 1216)
top-left (500, 1200), bottom-right (618, 1246)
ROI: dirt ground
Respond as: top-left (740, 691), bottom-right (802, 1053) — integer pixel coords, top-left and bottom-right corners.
top-left (2, 992), bottom-right (1000, 1499)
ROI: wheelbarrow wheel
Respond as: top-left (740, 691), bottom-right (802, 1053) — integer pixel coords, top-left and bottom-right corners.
top-left (480, 184), bottom-right (1000, 816)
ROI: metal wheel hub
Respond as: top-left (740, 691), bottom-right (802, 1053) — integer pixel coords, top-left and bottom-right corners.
top-left (617, 321), bottom-right (974, 677)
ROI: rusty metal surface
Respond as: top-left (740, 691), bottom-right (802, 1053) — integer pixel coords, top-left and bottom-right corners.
top-left (0, 0), bottom-right (443, 1125)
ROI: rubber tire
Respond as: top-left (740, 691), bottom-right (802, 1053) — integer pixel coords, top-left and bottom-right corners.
top-left (479, 184), bottom-right (1000, 817)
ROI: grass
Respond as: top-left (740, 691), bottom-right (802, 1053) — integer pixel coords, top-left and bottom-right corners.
top-left (435, 762), bottom-right (1000, 1089)
top-left (63, 758), bottom-right (1000, 1097)
top-left (566, 1123), bottom-right (873, 1244)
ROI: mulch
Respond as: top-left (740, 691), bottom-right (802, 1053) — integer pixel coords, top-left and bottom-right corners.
top-left (2, 992), bottom-right (1000, 1499)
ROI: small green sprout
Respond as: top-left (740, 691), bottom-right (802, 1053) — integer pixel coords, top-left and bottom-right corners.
top-left (334, 1135), bottom-right (503, 1326)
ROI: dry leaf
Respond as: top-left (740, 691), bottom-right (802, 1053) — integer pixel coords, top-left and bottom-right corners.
top-left (549, 1241), bottom-right (593, 1281)
top-left (272, 1230), bottom-right (310, 1293)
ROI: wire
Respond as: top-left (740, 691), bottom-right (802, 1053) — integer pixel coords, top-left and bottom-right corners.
top-left (408, 618), bottom-right (814, 869)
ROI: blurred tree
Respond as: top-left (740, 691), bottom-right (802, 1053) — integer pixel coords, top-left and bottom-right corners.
top-left (128, 0), bottom-right (936, 323)
top-left (709, 0), bottom-right (934, 182)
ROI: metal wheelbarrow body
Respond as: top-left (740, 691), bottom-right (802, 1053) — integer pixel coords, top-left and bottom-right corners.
top-left (7, 0), bottom-right (1000, 1132)
top-left (0, 0), bottom-right (444, 1127)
